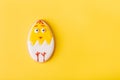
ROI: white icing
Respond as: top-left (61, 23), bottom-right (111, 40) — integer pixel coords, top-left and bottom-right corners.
top-left (27, 38), bottom-right (54, 62)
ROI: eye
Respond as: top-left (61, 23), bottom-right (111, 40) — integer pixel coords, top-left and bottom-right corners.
top-left (41, 28), bottom-right (46, 33)
top-left (34, 28), bottom-right (39, 33)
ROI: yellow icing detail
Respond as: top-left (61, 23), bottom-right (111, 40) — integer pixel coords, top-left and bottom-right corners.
top-left (29, 20), bottom-right (53, 45)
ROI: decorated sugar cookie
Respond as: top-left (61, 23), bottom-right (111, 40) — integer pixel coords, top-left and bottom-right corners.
top-left (27, 20), bottom-right (55, 62)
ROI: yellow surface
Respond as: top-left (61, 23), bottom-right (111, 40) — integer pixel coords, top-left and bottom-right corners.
top-left (0, 0), bottom-right (120, 80)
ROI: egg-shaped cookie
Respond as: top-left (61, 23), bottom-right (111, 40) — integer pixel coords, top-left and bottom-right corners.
top-left (27, 20), bottom-right (55, 62)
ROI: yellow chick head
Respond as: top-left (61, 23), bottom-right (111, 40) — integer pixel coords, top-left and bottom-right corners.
top-left (29, 20), bottom-right (53, 45)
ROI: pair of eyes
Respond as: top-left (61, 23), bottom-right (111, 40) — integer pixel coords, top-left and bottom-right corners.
top-left (34, 28), bottom-right (46, 33)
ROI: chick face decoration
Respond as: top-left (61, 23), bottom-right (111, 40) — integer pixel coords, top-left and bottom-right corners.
top-left (27, 20), bottom-right (55, 62)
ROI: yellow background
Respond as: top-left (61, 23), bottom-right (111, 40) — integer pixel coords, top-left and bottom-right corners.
top-left (0, 0), bottom-right (120, 80)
